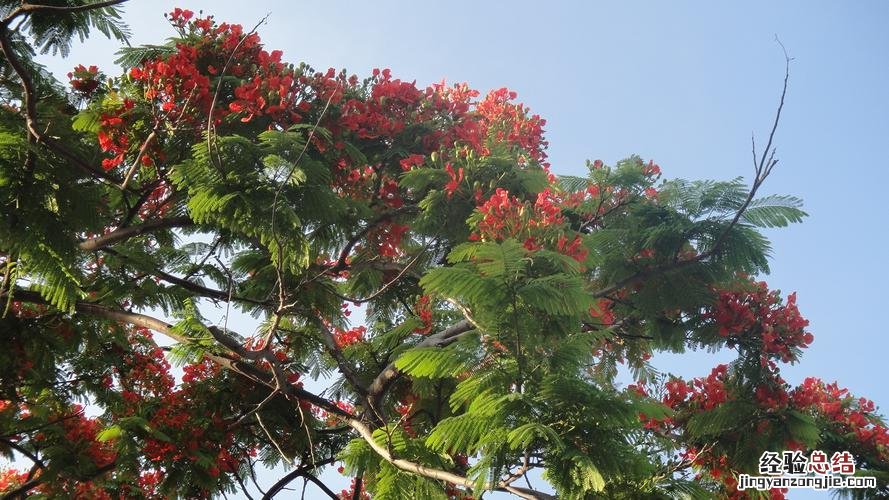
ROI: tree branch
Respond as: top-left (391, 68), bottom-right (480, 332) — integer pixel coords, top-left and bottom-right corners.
top-left (367, 319), bottom-right (473, 414)
top-left (315, 320), bottom-right (368, 397)
top-left (0, 437), bottom-right (45, 470)
top-left (346, 416), bottom-right (554, 499)
top-left (261, 458), bottom-right (337, 500)
top-left (2, 0), bottom-right (129, 25)
top-left (592, 51), bottom-right (791, 300)
top-left (0, 463), bottom-right (114, 500)
top-left (5, 289), bottom-right (352, 420)
top-left (78, 216), bottom-right (194, 251)
top-left (326, 206), bottom-right (419, 274)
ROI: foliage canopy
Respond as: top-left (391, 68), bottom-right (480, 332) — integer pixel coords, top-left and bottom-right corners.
top-left (0, 3), bottom-right (886, 499)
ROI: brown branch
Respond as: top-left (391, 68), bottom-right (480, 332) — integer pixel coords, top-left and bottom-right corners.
top-left (234, 474), bottom-right (256, 500)
top-left (78, 216), bottom-right (193, 251)
top-left (367, 319), bottom-right (473, 409)
top-left (262, 458), bottom-right (337, 500)
top-left (120, 129), bottom-right (157, 189)
top-left (315, 320), bottom-right (368, 397)
top-left (1, 476), bottom-right (40, 499)
top-left (326, 206), bottom-right (419, 274)
top-left (2, 0), bottom-right (129, 25)
top-left (0, 413), bottom-right (80, 440)
top-left (150, 266), bottom-right (267, 306)
top-left (346, 416), bottom-right (554, 499)
top-left (333, 245), bottom-right (428, 305)
top-left (5, 289), bottom-right (352, 419)
top-left (0, 437), bottom-right (44, 470)
top-left (0, 463), bottom-right (114, 500)
top-left (94, 245), bottom-right (267, 307)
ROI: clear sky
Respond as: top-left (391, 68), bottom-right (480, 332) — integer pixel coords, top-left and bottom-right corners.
top-left (34, 1), bottom-right (889, 498)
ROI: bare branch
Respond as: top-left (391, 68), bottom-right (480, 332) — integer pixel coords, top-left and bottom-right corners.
top-left (262, 458), bottom-right (337, 500)
top-left (234, 474), bottom-right (256, 500)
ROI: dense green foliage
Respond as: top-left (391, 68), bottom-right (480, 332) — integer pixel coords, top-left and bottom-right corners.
top-left (0, 3), bottom-right (886, 499)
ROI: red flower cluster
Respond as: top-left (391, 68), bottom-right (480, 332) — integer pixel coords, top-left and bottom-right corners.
top-left (470, 187), bottom-right (592, 264)
top-left (589, 298), bottom-right (615, 326)
top-left (367, 222), bottom-right (410, 258)
top-left (694, 452), bottom-right (787, 500)
top-left (399, 154), bottom-right (426, 171)
top-left (414, 295), bottom-right (434, 334)
top-left (59, 409), bottom-right (117, 468)
top-left (639, 366), bottom-right (729, 430)
top-left (317, 400), bottom-right (356, 427)
top-left (119, 329), bottom-right (176, 399)
top-left (0, 469), bottom-right (29, 493)
top-left (475, 87), bottom-right (548, 167)
top-left (444, 163), bottom-right (464, 198)
top-left (67, 64), bottom-right (101, 95)
top-left (338, 477), bottom-right (371, 500)
top-left (137, 181), bottom-right (173, 219)
top-left (334, 325), bottom-right (366, 348)
top-left (556, 233), bottom-right (588, 263)
top-left (709, 281), bottom-right (813, 362)
top-left (181, 357), bottom-right (219, 384)
top-left (473, 188), bottom-right (562, 237)
top-left (140, 390), bottom-right (240, 483)
top-left (340, 68), bottom-right (424, 139)
top-left (473, 188), bottom-right (533, 241)
top-left (167, 7), bottom-right (194, 27)
top-left (792, 378), bottom-right (889, 459)
top-left (96, 99), bottom-right (134, 170)
top-left (659, 364), bottom-right (729, 413)
top-left (394, 393), bottom-right (419, 437)
top-left (128, 9), bottom-right (336, 136)
top-left (378, 177), bottom-right (404, 208)
top-left (754, 383), bottom-right (790, 409)
top-left (688, 364), bottom-right (730, 410)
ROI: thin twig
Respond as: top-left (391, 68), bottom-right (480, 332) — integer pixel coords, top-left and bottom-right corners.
top-left (256, 412), bottom-right (293, 466)
top-left (592, 46), bottom-right (791, 299)
top-left (120, 128), bottom-right (158, 189)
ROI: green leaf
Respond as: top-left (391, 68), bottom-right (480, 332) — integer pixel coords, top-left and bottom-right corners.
top-left (420, 266), bottom-right (504, 306)
top-left (394, 347), bottom-right (471, 379)
top-left (426, 414), bottom-right (498, 454)
top-left (506, 422), bottom-right (564, 451)
top-left (741, 194), bottom-right (807, 227)
top-left (784, 409), bottom-right (821, 448)
top-left (686, 401), bottom-right (756, 437)
top-left (96, 425), bottom-right (123, 442)
top-left (72, 109), bottom-right (101, 133)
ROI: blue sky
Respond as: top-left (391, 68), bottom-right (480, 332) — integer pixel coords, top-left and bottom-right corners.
top-left (35, 1), bottom-right (889, 498)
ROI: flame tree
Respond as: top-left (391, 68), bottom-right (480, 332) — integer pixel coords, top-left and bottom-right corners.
top-left (0, 3), bottom-right (886, 499)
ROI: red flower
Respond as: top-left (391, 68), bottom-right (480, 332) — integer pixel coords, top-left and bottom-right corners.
top-left (444, 163), bottom-right (464, 198)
